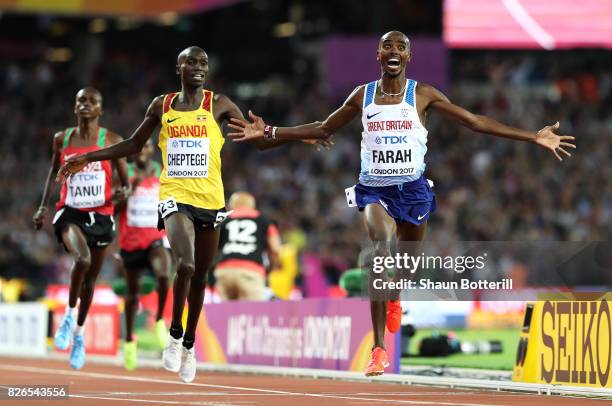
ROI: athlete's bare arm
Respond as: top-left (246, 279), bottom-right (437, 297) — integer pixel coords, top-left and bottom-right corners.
top-left (417, 83), bottom-right (576, 161)
top-left (217, 94), bottom-right (327, 150)
top-left (213, 93), bottom-right (245, 124)
top-left (266, 226), bottom-right (282, 270)
top-left (32, 131), bottom-right (64, 229)
top-left (227, 86), bottom-right (364, 142)
top-left (57, 97), bottom-right (164, 181)
top-left (107, 131), bottom-right (131, 200)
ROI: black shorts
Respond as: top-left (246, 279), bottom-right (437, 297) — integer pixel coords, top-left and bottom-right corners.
top-left (53, 206), bottom-right (116, 249)
top-left (120, 239), bottom-right (164, 270)
top-left (157, 201), bottom-right (229, 230)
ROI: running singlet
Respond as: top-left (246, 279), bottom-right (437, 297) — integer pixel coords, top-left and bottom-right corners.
top-left (158, 90), bottom-right (225, 210)
top-left (359, 79), bottom-right (428, 186)
top-left (56, 127), bottom-right (114, 215)
top-left (216, 208), bottom-right (279, 276)
top-left (118, 162), bottom-right (165, 251)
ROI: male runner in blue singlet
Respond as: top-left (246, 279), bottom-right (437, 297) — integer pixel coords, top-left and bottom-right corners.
top-left (227, 31), bottom-right (576, 376)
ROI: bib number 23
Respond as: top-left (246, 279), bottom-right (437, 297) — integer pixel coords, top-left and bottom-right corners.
top-left (158, 198), bottom-right (178, 219)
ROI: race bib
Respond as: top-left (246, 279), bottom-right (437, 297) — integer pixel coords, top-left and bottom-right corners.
top-left (214, 210), bottom-right (233, 229)
top-left (127, 193), bottom-right (159, 228)
top-left (65, 170), bottom-right (106, 208)
top-left (365, 134), bottom-right (419, 177)
top-left (345, 186), bottom-right (357, 207)
top-left (158, 198), bottom-right (178, 219)
top-left (166, 138), bottom-right (210, 178)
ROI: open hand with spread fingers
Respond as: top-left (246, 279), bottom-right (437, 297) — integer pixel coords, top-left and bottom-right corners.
top-left (56, 154), bottom-right (89, 183)
top-left (228, 110), bottom-right (266, 142)
top-left (533, 121), bottom-right (576, 161)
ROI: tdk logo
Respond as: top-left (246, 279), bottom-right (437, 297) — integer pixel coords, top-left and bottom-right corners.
top-left (380, 135), bottom-right (408, 144)
top-left (74, 173), bottom-right (100, 181)
top-left (174, 140), bottom-right (203, 148)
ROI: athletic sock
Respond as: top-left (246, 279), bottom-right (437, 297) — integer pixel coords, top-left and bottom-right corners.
top-left (66, 305), bottom-right (77, 318)
top-left (169, 322), bottom-right (183, 340)
top-left (182, 335), bottom-right (195, 350)
top-left (74, 324), bottom-right (85, 336)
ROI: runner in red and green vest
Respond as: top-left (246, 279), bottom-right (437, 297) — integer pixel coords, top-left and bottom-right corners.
top-left (33, 87), bottom-right (129, 370)
top-left (116, 139), bottom-right (171, 371)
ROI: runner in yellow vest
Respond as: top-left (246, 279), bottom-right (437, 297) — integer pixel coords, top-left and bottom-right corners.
top-left (57, 47), bottom-right (316, 382)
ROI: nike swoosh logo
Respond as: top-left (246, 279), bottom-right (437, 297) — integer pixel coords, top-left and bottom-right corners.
top-left (367, 112), bottom-right (381, 119)
top-left (417, 211), bottom-right (430, 221)
top-left (167, 118), bottom-right (180, 123)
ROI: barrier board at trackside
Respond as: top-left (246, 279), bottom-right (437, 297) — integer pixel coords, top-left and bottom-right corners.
top-left (194, 298), bottom-right (400, 373)
top-left (46, 284), bottom-right (120, 356)
top-left (0, 302), bottom-right (48, 356)
top-left (513, 294), bottom-right (612, 388)
top-left (51, 305), bottom-right (120, 356)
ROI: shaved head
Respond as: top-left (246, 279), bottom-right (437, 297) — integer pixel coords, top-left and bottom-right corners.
top-left (380, 31), bottom-right (410, 47)
top-left (74, 86), bottom-right (103, 118)
top-left (76, 87), bottom-right (102, 103)
top-left (177, 46), bottom-right (207, 64)
top-left (228, 192), bottom-right (256, 210)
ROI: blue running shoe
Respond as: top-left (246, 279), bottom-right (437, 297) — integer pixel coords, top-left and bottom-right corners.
top-left (70, 335), bottom-right (86, 370)
top-left (54, 313), bottom-right (75, 350)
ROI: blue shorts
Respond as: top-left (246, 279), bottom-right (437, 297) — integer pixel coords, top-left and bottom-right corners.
top-left (352, 176), bottom-right (436, 225)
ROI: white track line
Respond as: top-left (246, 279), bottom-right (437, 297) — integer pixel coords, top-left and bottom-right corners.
top-left (25, 354), bottom-right (611, 398)
top-left (0, 364), bottom-right (501, 406)
top-left (69, 395), bottom-right (196, 404)
top-left (68, 391), bottom-right (495, 397)
top-left (70, 395), bottom-right (249, 405)
top-left (501, 0), bottom-right (555, 49)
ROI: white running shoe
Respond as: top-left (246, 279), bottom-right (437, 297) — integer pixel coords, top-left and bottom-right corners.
top-left (162, 334), bottom-right (182, 372)
top-left (179, 346), bottom-right (196, 383)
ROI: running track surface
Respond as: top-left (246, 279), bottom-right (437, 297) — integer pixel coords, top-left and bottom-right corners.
top-left (0, 358), bottom-right (607, 405)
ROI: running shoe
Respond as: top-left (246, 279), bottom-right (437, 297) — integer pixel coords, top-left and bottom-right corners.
top-left (162, 334), bottom-right (182, 372)
top-left (179, 346), bottom-right (196, 383)
top-left (386, 300), bottom-right (402, 333)
top-left (155, 319), bottom-right (167, 350)
top-left (54, 312), bottom-right (75, 351)
top-left (364, 347), bottom-right (389, 377)
top-left (124, 341), bottom-right (137, 371)
top-left (70, 334), bottom-right (86, 370)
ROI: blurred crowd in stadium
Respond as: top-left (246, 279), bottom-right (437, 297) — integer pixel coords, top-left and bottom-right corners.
top-left (1, 46), bottom-right (610, 299)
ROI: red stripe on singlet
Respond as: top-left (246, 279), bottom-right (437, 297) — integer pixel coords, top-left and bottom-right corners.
top-left (163, 93), bottom-right (176, 113)
top-left (202, 91), bottom-right (211, 112)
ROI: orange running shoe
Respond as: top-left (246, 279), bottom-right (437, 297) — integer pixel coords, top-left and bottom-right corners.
top-left (364, 347), bottom-right (389, 376)
top-left (386, 300), bottom-right (402, 333)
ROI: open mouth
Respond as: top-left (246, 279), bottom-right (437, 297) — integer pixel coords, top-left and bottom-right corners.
top-left (387, 58), bottom-right (401, 68)
top-left (192, 73), bottom-right (204, 80)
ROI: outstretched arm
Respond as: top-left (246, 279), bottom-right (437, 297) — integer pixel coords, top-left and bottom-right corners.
top-left (227, 85), bottom-right (364, 142)
top-left (215, 94), bottom-right (332, 150)
top-left (420, 84), bottom-right (576, 161)
top-left (57, 96), bottom-right (164, 181)
top-left (214, 94), bottom-right (292, 150)
top-left (108, 131), bottom-right (131, 202)
top-left (32, 131), bottom-right (63, 229)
